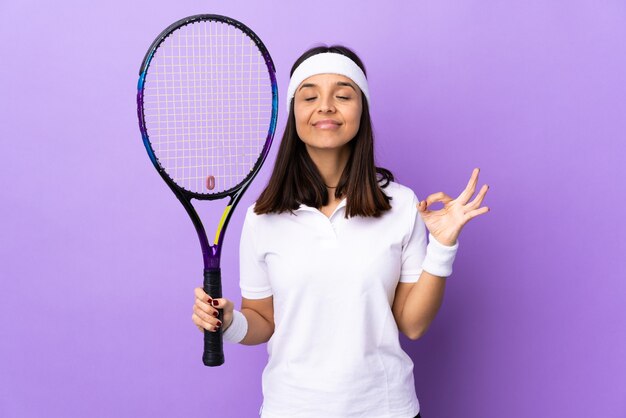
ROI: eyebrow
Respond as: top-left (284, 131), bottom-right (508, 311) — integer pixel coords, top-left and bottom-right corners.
top-left (298, 81), bottom-right (357, 92)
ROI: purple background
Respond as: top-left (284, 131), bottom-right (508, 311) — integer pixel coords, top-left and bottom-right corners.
top-left (1, 1), bottom-right (625, 417)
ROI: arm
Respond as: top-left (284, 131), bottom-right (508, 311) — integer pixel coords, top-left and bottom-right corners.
top-left (392, 271), bottom-right (447, 340)
top-left (235, 208), bottom-right (274, 346)
top-left (192, 290), bottom-right (274, 345)
top-left (238, 296), bottom-right (275, 345)
top-left (392, 168), bottom-right (490, 340)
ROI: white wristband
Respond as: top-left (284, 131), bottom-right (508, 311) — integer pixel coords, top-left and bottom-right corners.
top-left (222, 309), bottom-right (248, 344)
top-left (421, 233), bottom-right (459, 278)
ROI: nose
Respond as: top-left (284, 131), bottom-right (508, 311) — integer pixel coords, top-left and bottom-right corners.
top-left (317, 94), bottom-right (335, 113)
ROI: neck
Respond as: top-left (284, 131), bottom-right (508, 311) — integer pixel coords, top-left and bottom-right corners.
top-left (305, 146), bottom-right (350, 194)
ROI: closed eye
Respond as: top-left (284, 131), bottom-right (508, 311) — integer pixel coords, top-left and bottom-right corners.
top-left (304, 97), bottom-right (317, 101)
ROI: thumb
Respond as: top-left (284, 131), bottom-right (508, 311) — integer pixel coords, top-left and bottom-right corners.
top-left (211, 297), bottom-right (233, 311)
top-left (211, 298), bottom-right (235, 330)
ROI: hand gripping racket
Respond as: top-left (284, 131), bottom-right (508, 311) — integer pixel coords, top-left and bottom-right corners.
top-left (137, 14), bottom-right (278, 367)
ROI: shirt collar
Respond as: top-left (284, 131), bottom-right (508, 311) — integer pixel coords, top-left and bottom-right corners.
top-left (296, 197), bottom-right (347, 216)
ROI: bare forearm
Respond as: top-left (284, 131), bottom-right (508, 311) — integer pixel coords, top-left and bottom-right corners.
top-left (400, 271), bottom-right (447, 340)
top-left (239, 308), bottom-right (275, 345)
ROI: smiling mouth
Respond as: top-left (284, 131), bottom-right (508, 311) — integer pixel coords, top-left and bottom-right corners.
top-left (313, 120), bottom-right (342, 129)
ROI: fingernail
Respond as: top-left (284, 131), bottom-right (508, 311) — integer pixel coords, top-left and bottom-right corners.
top-left (212, 299), bottom-right (219, 307)
top-left (216, 320), bottom-right (222, 327)
top-left (212, 311), bottom-right (218, 317)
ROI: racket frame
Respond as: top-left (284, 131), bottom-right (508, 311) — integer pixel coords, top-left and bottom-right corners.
top-left (136, 14), bottom-right (278, 365)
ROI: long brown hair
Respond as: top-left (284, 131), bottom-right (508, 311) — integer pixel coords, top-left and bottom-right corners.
top-left (255, 45), bottom-right (394, 218)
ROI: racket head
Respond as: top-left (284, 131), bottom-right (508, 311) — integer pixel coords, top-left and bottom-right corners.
top-left (137, 14), bottom-right (278, 200)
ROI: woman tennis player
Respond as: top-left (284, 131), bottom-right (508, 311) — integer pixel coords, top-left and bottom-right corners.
top-left (192, 45), bottom-right (490, 418)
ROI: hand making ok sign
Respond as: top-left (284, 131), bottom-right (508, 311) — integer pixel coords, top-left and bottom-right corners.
top-left (417, 168), bottom-right (490, 246)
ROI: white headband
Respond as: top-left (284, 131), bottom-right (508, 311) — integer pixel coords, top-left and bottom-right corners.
top-left (286, 52), bottom-right (370, 113)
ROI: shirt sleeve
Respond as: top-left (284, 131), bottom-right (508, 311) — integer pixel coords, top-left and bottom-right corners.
top-left (399, 193), bottom-right (427, 283)
top-left (239, 207), bottom-right (273, 299)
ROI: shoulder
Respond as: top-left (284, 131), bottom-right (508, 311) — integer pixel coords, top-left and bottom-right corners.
top-left (381, 181), bottom-right (419, 207)
top-left (242, 204), bottom-right (268, 239)
top-left (244, 203), bottom-right (287, 227)
top-left (244, 203), bottom-right (263, 224)
top-left (373, 181), bottom-right (420, 239)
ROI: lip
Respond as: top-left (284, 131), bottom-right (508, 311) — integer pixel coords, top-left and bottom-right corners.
top-left (313, 119), bottom-right (342, 129)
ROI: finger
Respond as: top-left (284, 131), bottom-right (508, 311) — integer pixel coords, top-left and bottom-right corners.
top-left (425, 192), bottom-right (453, 207)
top-left (423, 192), bottom-right (453, 211)
top-left (192, 312), bottom-right (221, 332)
top-left (192, 312), bottom-right (222, 332)
top-left (458, 168), bottom-right (480, 204)
top-left (193, 304), bottom-right (220, 322)
top-left (195, 295), bottom-right (212, 309)
top-left (194, 287), bottom-right (213, 304)
top-left (465, 184), bottom-right (489, 210)
top-left (193, 287), bottom-right (206, 298)
top-left (417, 199), bottom-right (432, 213)
top-left (211, 297), bottom-right (233, 311)
top-left (195, 298), bottom-right (219, 317)
top-left (463, 206), bottom-right (490, 221)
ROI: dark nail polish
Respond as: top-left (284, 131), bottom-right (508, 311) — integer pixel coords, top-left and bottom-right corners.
top-left (216, 320), bottom-right (222, 327)
top-left (212, 299), bottom-right (219, 307)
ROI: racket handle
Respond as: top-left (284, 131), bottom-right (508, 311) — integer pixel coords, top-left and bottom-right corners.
top-left (203, 268), bottom-right (224, 367)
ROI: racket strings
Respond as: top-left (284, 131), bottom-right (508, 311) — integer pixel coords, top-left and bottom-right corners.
top-left (143, 20), bottom-right (272, 195)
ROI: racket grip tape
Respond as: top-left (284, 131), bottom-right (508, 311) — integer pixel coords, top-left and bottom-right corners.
top-left (203, 268), bottom-right (224, 367)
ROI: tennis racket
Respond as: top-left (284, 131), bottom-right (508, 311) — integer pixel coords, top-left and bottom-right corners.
top-left (136, 14), bottom-right (278, 367)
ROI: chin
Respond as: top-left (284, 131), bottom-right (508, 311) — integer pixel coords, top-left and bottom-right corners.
top-left (307, 141), bottom-right (352, 152)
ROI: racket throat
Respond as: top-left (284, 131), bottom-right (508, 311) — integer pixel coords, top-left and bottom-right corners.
top-left (214, 205), bottom-right (232, 246)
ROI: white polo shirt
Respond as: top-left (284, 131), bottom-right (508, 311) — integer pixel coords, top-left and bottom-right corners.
top-left (239, 181), bottom-right (427, 418)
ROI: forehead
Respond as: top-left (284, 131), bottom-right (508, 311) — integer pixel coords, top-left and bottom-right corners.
top-left (298, 73), bottom-right (357, 89)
